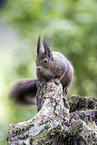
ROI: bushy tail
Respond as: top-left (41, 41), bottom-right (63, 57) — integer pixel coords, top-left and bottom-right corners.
top-left (9, 78), bottom-right (38, 104)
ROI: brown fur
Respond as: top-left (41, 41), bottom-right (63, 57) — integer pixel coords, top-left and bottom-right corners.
top-left (10, 78), bottom-right (38, 104)
top-left (9, 37), bottom-right (74, 104)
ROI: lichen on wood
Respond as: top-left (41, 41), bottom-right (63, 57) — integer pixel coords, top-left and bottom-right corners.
top-left (7, 80), bottom-right (97, 145)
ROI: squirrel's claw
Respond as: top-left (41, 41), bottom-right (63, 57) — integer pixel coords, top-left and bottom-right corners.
top-left (63, 87), bottom-right (68, 95)
top-left (36, 80), bottom-right (46, 88)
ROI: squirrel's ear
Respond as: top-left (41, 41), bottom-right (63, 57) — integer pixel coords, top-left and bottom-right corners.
top-left (46, 47), bottom-right (53, 60)
top-left (37, 36), bottom-right (44, 55)
top-left (43, 37), bottom-right (53, 60)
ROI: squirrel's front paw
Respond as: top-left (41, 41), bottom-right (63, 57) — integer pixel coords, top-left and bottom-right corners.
top-left (63, 87), bottom-right (68, 95)
top-left (50, 79), bottom-right (60, 85)
top-left (55, 79), bottom-right (60, 85)
top-left (36, 80), bottom-right (46, 88)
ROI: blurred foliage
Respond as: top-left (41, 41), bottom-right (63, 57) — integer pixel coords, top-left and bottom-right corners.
top-left (2, 0), bottom-right (97, 97)
top-left (1, 0), bottom-right (97, 97)
top-left (0, 0), bottom-right (97, 144)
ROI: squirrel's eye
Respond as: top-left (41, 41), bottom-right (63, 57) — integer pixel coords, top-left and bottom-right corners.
top-left (44, 59), bottom-right (48, 63)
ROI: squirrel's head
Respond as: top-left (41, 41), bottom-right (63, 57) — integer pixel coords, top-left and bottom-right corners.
top-left (36, 36), bottom-right (53, 72)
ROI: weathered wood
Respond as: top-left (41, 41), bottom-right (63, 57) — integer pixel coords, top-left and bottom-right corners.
top-left (7, 80), bottom-right (97, 145)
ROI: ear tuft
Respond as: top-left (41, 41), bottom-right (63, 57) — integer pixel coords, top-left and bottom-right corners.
top-left (43, 36), bottom-right (50, 51)
top-left (37, 36), bottom-right (43, 55)
top-left (43, 37), bottom-right (53, 60)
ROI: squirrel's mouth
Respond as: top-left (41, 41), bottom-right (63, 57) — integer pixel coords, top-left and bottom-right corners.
top-left (36, 66), bottom-right (45, 72)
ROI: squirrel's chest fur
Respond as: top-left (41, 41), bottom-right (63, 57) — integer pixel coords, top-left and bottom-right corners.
top-left (43, 69), bottom-right (55, 79)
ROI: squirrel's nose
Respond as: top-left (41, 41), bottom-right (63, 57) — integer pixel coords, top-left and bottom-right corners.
top-left (37, 67), bottom-right (41, 71)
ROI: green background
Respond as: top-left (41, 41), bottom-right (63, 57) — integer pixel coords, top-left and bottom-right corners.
top-left (0, 0), bottom-right (97, 144)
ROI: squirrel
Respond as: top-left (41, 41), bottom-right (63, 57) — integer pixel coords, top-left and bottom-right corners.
top-left (9, 36), bottom-right (74, 104)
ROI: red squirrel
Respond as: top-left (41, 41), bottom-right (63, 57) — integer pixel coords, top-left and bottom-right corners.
top-left (9, 36), bottom-right (74, 104)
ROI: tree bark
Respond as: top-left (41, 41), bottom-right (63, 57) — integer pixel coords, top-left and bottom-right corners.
top-left (7, 80), bottom-right (97, 145)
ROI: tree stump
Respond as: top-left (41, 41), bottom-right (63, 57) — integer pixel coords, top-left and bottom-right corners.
top-left (7, 80), bottom-right (97, 145)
